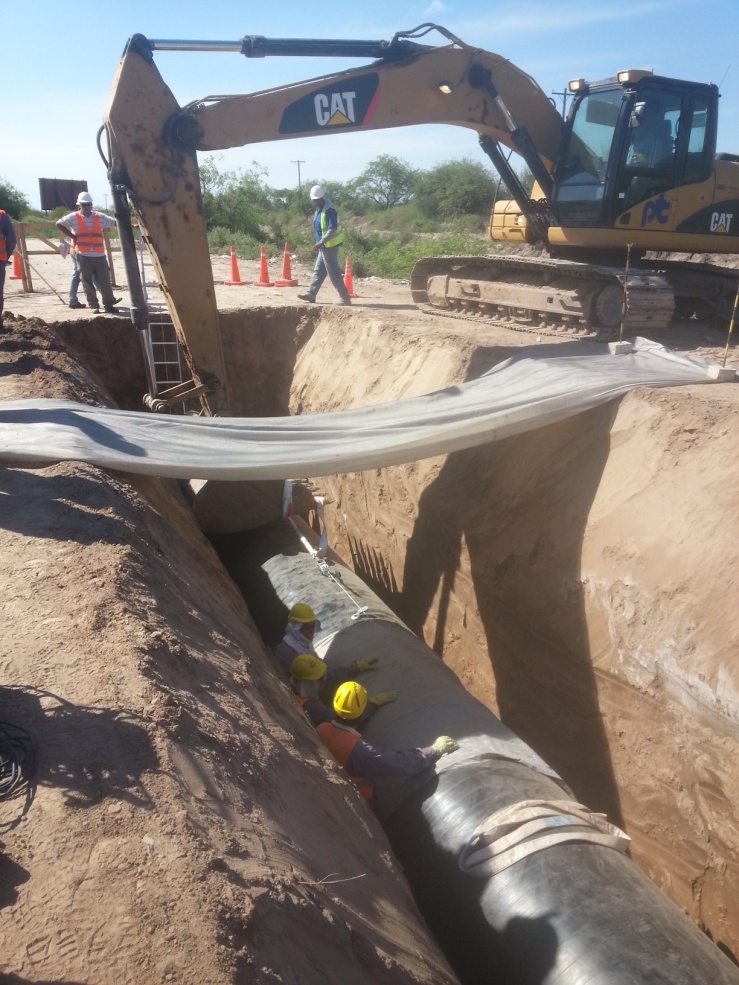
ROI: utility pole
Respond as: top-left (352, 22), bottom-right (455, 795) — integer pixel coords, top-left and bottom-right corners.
top-left (291, 159), bottom-right (305, 189)
top-left (551, 89), bottom-right (572, 119)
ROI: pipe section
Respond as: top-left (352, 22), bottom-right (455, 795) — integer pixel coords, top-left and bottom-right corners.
top-left (215, 522), bottom-right (739, 985)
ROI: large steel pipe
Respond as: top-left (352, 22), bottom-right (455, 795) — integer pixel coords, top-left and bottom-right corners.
top-left (215, 522), bottom-right (739, 985)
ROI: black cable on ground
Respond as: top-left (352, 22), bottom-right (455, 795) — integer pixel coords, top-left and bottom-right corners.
top-left (0, 720), bottom-right (36, 800)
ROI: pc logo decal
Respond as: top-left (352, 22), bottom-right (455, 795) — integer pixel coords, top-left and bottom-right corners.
top-left (280, 73), bottom-right (380, 134)
top-left (641, 192), bottom-right (671, 227)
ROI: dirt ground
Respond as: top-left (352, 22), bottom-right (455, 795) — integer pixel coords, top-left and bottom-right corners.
top-left (1, 245), bottom-right (738, 982)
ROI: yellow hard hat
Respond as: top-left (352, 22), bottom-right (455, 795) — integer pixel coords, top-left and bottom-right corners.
top-left (291, 653), bottom-right (327, 681)
top-left (288, 602), bottom-right (317, 624)
top-left (333, 681), bottom-right (367, 720)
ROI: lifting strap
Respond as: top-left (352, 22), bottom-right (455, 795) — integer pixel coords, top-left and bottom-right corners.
top-left (458, 798), bottom-right (630, 877)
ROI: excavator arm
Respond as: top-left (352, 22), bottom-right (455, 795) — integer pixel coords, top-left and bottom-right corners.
top-left (103, 27), bottom-right (563, 414)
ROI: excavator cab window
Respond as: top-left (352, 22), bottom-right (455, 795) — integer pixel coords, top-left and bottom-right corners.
top-left (552, 88), bottom-right (623, 226)
top-left (616, 88), bottom-right (680, 209)
top-left (684, 96), bottom-right (711, 182)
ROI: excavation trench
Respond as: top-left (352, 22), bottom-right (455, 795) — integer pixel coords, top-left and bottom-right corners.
top-left (206, 307), bottom-right (738, 968)
top-left (72, 308), bottom-right (739, 952)
top-left (192, 307), bottom-right (737, 967)
top-left (2, 302), bottom-right (738, 983)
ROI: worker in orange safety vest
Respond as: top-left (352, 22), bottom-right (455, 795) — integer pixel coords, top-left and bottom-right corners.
top-left (309, 676), bottom-right (459, 810)
top-left (56, 192), bottom-right (121, 313)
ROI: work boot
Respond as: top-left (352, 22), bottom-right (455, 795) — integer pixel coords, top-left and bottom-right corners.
top-left (337, 297), bottom-right (352, 306)
top-left (104, 305), bottom-right (120, 314)
top-left (68, 299), bottom-right (85, 309)
top-left (297, 293), bottom-right (315, 302)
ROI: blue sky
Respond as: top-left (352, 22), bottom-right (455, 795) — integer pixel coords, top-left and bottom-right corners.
top-left (5, 0), bottom-right (738, 209)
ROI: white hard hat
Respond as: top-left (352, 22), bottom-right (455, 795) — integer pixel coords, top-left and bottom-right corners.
top-left (77, 192), bottom-right (93, 205)
top-left (309, 185), bottom-right (325, 200)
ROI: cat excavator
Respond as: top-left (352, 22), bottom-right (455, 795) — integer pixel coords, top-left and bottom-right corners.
top-left (103, 25), bottom-right (739, 416)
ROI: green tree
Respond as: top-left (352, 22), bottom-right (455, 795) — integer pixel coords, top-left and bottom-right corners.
top-left (0, 178), bottom-right (31, 219)
top-left (414, 158), bottom-right (498, 219)
top-left (198, 157), bottom-right (272, 240)
top-left (354, 155), bottom-right (418, 210)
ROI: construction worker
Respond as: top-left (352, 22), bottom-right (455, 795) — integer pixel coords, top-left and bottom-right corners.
top-left (0, 208), bottom-right (17, 333)
top-left (56, 192), bottom-right (121, 314)
top-left (273, 601), bottom-right (379, 679)
top-left (289, 654), bottom-right (397, 728)
top-left (297, 185), bottom-right (352, 306)
top-left (314, 680), bottom-right (459, 810)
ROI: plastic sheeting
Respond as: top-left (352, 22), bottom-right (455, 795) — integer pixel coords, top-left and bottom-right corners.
top-left (0, 338), bottom-right (724, 480)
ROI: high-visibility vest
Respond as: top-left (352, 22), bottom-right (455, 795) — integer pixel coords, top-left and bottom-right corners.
top-left (316, 721), bottom-right (374, 806)
top-left (319, 208), bottom-right (343, 249)
top-left (0, 210), bottom-right (8, 262)
top-left (75, 212), bottom-right (105, 255)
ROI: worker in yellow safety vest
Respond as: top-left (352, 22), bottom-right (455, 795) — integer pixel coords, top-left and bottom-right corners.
top-left (297, 185), bottom-right (352, 306)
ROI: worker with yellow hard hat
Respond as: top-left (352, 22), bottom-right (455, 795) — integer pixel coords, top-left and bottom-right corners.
top-left (273, 601), bottom-right (380, 679)
top-left (289, 653), bottom-right (397, 728)
top-left (312, 679), bottom-right (458, 810)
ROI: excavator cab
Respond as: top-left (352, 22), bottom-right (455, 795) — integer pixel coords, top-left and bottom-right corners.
top-left (552, 70), bottom-right (718, 236)
top-left (551, 71), bottom-right (719, 240)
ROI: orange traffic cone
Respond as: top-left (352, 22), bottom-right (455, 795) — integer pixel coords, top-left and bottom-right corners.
top-left (275, 242), bottom-right (298, 287)
top-left (253, 246), bottom-right (274, 287)
top-left (224, 246), bottom-right (247, 286)
top-left (9, 253), bottom-right (22, 281)
top-left (343, 256), bottom-right (357, 298)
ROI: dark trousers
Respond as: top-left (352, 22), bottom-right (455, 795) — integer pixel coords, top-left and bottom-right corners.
top-left (0, 262), bottom-right (6, 329)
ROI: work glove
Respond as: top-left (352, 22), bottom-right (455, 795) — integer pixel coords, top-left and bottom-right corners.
top-left (353, 656), bottom-right (379, 673)
top-left (369, 692), bottom-right (398, 707)
top-left (432, 736), bottom-right (459, 757)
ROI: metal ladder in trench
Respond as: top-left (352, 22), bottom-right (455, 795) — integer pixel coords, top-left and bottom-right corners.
top-left (137, 231), bottom-right (186, 413)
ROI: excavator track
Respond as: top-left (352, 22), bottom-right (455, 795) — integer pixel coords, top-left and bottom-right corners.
top-left (410, 254), bottom-right (676, 341)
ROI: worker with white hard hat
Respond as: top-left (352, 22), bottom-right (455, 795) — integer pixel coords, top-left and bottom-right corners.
top-left (56, 192), bottom-right (122, 314)
top-left (297, 185), bottom-right (353, 306)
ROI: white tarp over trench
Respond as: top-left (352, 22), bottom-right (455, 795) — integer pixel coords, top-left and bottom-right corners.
top-left (0, 339), bottom-right (727, 481)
